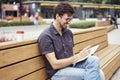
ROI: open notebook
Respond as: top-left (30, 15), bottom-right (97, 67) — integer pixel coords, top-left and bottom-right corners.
top-left (73, 45), bottom-right (99, 64)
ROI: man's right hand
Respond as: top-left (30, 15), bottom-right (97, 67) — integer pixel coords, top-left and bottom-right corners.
top-left (73, 45), bottom-right (91, 63)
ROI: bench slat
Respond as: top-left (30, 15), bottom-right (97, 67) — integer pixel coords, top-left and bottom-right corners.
top-left (18, 68), bottom-right (48, 80)
top-left (95, 44), bottom-right (119, 60)
top-left (95, 45), bottom-right (120, 80)
top-left (73, 35), bottom-right (108, 53)
top-left (0, 40), bottom-right (37, 50)
top-left (102, 51), bottom-right (120, 80)
top-left (105, 58), bottom-right (120, 80)
top-left (95, 20), bottom-right (111, 27)
top-left (74, 29), bottom-right (107, 44)
top-left (0, 43), bottom-right (40, 67)
top-left (101, 47), bottom-right (120, 70)
top-left (95, 20), bottom-right (115, 32)
top-left (0, 57), bottom-right (45, 80)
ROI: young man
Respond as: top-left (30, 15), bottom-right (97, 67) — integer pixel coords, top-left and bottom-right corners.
top-left (38, 2), bottom-right (105, 80)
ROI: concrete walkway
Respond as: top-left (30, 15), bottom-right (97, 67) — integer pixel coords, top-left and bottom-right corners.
top-left (111, 68), bottom-right (120, 80)
top-left (108, 29), bottom-right (120, 44)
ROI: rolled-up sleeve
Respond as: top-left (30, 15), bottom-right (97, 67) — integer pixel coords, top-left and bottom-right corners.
top-left (38, 34), bottom-right (54, 55)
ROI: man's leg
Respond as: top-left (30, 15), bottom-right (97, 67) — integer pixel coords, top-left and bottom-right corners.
top-left (51, 56), bottom-right (105, 80)
top-left (75, 56), bottom-right (102, 80)
top-left (100, 69), bottom-right (105, 80)
top-left (51, 67), bottom-right (85, 80)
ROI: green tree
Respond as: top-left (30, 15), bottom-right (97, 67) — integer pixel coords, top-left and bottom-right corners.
top-left (2, 0), bottom-right (30, 4)
top-left (2, 0), bottom-right (120, 5)
top-left (2, 0), bottom-right (19, 4)
top-left (106, 0), bottom-right (120, 4)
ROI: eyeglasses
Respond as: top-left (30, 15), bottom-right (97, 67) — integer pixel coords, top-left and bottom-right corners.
top-left (60, 16), bottom-right (73, 22)
top-left (65, 18), bottom-right (72, 22)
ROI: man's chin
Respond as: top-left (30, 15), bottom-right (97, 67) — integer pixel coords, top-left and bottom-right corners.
top-left (63, 26), bottom-right (67, 29)
top-left (63, 25), bottom-right (68, 29)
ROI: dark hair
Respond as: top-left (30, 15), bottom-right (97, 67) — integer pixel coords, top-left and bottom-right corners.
top-left (53, 2), bottom-right (75, 19)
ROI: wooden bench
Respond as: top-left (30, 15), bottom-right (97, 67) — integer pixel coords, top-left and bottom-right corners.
top-left (0, 27), bottom-right (120, 80)
top-left (95, 20), bottom-right (115, 32)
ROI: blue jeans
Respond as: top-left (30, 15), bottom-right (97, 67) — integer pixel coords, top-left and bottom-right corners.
top-left (51, 56), bottom-right (105, 80)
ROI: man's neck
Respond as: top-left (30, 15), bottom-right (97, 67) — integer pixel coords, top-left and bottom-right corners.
top-left (53, 20), bottom-right (62, 36)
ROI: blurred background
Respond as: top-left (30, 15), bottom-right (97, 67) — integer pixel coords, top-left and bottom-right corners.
top-left (0, 0), bottom-right (120, 23)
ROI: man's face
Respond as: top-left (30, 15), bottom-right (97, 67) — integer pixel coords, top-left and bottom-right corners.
top-left (57, 13), bottom-right (73, 29)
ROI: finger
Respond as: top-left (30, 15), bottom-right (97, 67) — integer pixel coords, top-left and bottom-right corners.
top-left (86, 45), bottom-right (91, 49)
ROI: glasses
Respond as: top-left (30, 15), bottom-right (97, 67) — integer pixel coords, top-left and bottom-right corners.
top-left (60, 16), bottom-right (73, 22)
top-left (65, 18), bottom-right (72, 22)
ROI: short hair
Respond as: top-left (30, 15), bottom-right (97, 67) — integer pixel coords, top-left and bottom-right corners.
top-left (53, 2), bottom-right (75, 19)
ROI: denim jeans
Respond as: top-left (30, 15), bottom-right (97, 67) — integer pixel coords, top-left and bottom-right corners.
top-left (51, 56), bottom-right (105, 80)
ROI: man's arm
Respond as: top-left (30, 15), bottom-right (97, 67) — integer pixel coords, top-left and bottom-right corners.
top-left (45, 52), bottom-right (73, 69)
top-left (45, 45), bottom-right (91, 70)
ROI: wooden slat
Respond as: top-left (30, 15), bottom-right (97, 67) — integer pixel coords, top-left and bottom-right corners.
top-left (95, 20), bottom-right (111, 27)
top-left (105, 25), bottom-right (115, 32)
top-left (74, 29), bottom-right (107, 44)
top-left (0, 43), bottom-right (40, 67)
top-left (105, 58), bottom-right (120, 80)
top-left (73, 28), bottom-right (107, 44)
top-left (95, 45), bottom-right (120, 80)
top-left (95, 20), bottom-right (115, 32)
top-left (101, 49), bottom-right (120, 74)
top-left (94, 44), bottom-right (119, 60)
top-left (96, 41), bottom-right (108, 51)
top-left (100, 46), bottom-right (119, 63)
top-left (18, 68), bottom-right (48, 80)
top-left (0, 57), bottom-right (45, 80)
top-left (72, 27), bottom-right (106, 35)
top-left (0, 39), bottom-right (37, 50)
top-left (73, 35), bottom-right (108, 53)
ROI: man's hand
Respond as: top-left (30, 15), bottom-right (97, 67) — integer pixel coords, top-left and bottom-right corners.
top-left (73, 45), bottom-right (91, 63)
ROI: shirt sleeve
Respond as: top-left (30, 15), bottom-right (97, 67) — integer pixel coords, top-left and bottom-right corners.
top-left (38, 34), bottom-right (54, 55)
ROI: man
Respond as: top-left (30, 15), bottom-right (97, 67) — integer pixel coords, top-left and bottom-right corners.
top-left (38, 2), bottom-right (105, 80)
top-left (106, 15), bottom-right (118, 29)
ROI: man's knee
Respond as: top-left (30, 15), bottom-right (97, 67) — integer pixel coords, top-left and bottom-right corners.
top-left (100, 69), bottom-right (105, 80)
top-left (87, 56), bottom-right (100, 65)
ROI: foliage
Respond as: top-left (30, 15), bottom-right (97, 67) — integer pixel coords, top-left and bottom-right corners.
top-left (69, 21), bottom-right (95, 29)
top-left (0, 21), bottom-right (34, 27)
top-left (2, 0), bottom-right (29, 4)
top-left (2, 0), bottom-right (19, 4)
top-left (68, 0), bottom-right (102, 3)
top-left (106, 0), bottom-right (120, 5)
top-left (1, 0), bottom-right (120, 4)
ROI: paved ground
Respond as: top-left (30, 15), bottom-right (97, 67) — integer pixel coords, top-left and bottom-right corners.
top-left (0, 18), bottom-right (120, 79)
top-left (108, 28), bottom-right (120, 44)
top-left (111, 68), bottom-right (120, 80)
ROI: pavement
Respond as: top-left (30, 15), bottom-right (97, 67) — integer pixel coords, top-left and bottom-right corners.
top-left (108, 28), bottom-right (120, 44)
top-left (111, 68), bottom-right (120, 80)
top-left (0, 18), bottom-right (120, 79)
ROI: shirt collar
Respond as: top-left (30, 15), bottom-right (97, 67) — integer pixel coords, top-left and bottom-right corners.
top-left (50, 23), bottom-right (67, 35)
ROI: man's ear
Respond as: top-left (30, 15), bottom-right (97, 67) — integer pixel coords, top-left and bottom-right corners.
top-left (56, 14), bottom-right (60, 19)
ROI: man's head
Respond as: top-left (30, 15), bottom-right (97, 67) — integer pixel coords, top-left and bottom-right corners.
top-left (53, 2), bottom-right (75, 29)
top-left (53, 2), bottom-right (75, 19)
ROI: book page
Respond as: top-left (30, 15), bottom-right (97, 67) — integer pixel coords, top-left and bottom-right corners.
top-left (73, 45), bottom-right (99, 64)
